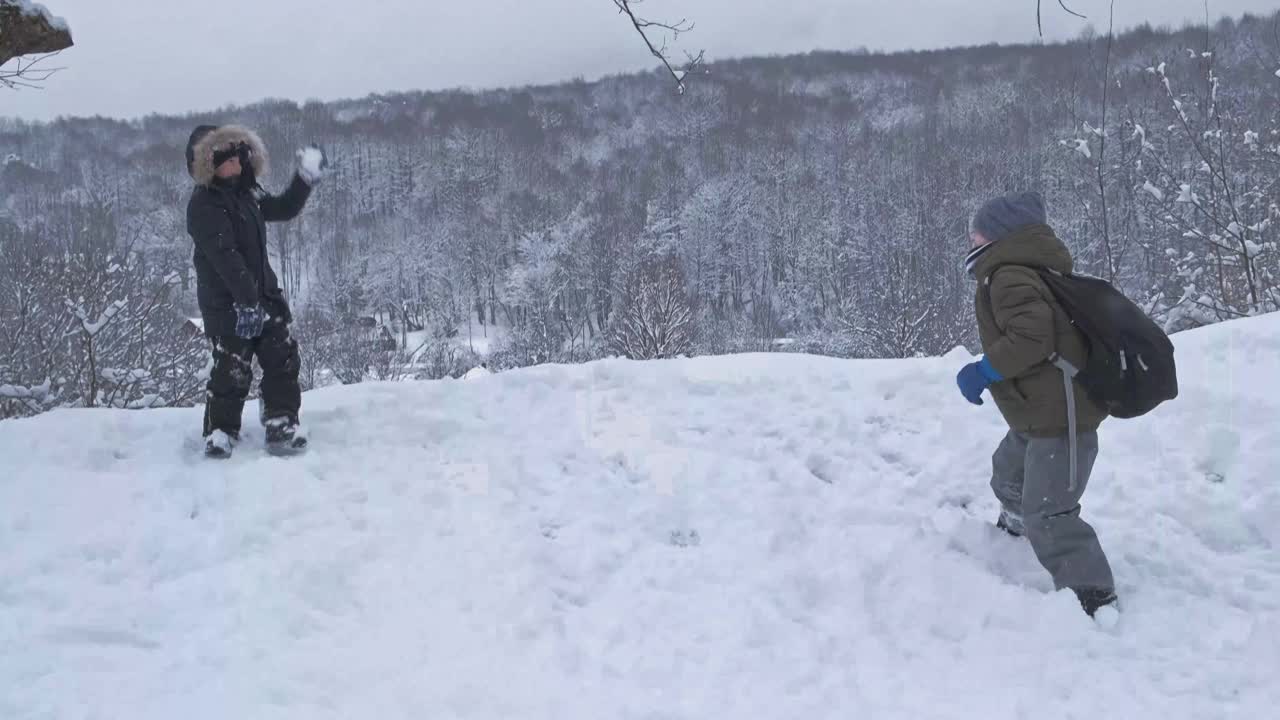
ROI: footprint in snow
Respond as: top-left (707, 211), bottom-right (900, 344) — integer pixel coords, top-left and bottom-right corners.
top-left (805, 453), bottom-right (836, 484)
top-left (670, 529), bottom-right (701, 547)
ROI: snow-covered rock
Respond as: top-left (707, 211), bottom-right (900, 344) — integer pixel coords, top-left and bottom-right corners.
top-left (462, 365), bottom-right (492, 380)
top-left (7, 0), bottom-right (69, 31)
top-left (1, 313), bottom-right (1278, 719)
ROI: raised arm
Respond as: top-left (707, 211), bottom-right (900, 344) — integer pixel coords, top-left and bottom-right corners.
top-left (258, 174), bottom-right (313, 223)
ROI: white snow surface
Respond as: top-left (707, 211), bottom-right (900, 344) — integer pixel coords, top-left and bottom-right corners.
top-left (461, 365), bottom-right (492, 380)
top-left (407, 323), bottom-right (507, 361)
top-left (456, 322), bottom-right (505, 356)
top-left (2, 314), bottom-right (1279, 719)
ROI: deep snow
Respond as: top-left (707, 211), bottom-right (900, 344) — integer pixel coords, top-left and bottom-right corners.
top-left (1, 313), bottom-right (1278, 719)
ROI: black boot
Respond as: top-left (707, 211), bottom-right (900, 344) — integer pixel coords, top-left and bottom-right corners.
top-left (996, 510), bottom-right (1025, 538)
top-left (264, 416), bottom-right (307, 455)
top-left (1074, 587), bottom-right (1118, 618)
top-left (204, 429), bottom-right (238, 459)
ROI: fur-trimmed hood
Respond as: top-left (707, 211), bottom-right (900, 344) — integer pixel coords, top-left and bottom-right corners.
top-left (185, 124), bottom-right (270, 186)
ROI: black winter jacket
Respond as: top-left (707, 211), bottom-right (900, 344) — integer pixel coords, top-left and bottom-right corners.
top-left (184, 124), bottom-right (312, 337)
top-left (186, 177), bottom-right (311, 336)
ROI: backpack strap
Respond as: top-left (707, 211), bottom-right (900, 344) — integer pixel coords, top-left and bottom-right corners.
top-left (990, 264), bottom-right (1082, 477)
top-left (1049, 354), bottom-right (1081, 492)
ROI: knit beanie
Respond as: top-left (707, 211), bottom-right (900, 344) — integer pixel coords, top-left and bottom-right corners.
top-left (970, 191), bottom-right (1047, 244)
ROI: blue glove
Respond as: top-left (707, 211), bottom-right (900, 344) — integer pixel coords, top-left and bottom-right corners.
top-left (957, 357), bottom-right (1003, 405)
top-left (234, 303), bottom-right (266, 339)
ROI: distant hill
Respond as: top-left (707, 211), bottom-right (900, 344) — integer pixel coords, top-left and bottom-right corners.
top-left (1, 11), bottom-right (1277, 417)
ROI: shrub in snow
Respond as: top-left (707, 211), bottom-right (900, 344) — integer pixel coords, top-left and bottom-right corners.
top-left (609, 251), bottom-right (694, 361)
top-left (1132, 55), bottom-right (1280, 328)
top-left (0, 219), bottom-right (208, 419)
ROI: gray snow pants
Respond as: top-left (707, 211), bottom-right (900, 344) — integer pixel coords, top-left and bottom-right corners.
top-left (990, 430), bottom-right (1115, 592)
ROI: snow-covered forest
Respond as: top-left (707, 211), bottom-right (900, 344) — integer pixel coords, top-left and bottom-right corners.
top-left (2, 11), bottom-right (1279, 418)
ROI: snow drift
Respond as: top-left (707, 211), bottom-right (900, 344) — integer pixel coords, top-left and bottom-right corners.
top-left (1, 313), bottom-right (1278, 719)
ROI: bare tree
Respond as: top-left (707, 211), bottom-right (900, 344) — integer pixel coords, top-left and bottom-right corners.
top-left (0, 0), bottom-right (73, 89)
top-left (1061, 1), bottom-right (1120, 281)
top-left (611, 251), bottom-right (694, 360)
top-left (612, 0), bottom-right (705, 94)
top-left (1136, 52), bottom-right (1279, 328)
top-left (0, 226), bottom-right (208, 419)
top-left (1038, 0), bottom-right (1087, 37)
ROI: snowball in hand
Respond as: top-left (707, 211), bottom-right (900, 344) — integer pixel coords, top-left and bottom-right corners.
top-left (297, 146), bottom-right (327, 185)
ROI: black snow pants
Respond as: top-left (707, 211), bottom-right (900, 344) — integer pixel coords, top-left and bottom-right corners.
top-left (203, 320), bottom-right (302, 438)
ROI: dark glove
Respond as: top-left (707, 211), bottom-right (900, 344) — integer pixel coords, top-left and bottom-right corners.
top-left (957, 357), bottom-right (1003, 405)
top-left (234, 303), bottom-right (266, 339)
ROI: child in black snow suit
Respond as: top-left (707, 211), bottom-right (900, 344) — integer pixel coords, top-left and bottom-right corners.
top-left (184, 124), bottom-right (326, 457)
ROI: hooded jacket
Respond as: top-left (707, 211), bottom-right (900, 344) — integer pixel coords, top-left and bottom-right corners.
top-left (971, 224), bottom-right (1108, 437)
top-left (185, 125), bottom-right (312, 337)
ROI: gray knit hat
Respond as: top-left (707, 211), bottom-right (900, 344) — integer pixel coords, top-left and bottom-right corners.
top-left (970, 191), bottom-right (1047, 243)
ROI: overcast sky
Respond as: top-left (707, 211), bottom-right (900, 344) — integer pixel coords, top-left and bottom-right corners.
top-left (3, 0), bottom-right (1275, 121)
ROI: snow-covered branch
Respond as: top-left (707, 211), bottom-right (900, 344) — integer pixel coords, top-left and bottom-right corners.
top-left (65, 297), bottom-right (128, 338)
top-left (0, 1), bottom-right (73, 89)
top-left (1037, 0), bottom-right (1087, 37)
top-left (612, 0), bottom-right (705, 94)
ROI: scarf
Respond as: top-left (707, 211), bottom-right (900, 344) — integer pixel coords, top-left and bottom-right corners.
top-left (965, 242), bottom-right (996, 278)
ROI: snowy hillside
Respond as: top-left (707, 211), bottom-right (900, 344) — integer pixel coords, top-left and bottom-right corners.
top-left (2, 313), bottom-right (1278, 719)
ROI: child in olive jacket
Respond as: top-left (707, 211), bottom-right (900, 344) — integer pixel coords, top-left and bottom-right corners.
top-left (957, 191), bottom-right (1117, 620)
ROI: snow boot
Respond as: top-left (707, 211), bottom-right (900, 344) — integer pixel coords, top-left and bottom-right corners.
top-left (996, 509), bottom-right (1025, 538)
top-left (265, 417), bottom-right (308, 456)
top-left (204, 430), bottom-right (236, 459)
top-left (1075, 587), bottom-right (1119, 626)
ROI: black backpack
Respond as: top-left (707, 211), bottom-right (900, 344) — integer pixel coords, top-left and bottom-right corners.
top-left (1034, 268), bottom-right (1179, 419)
